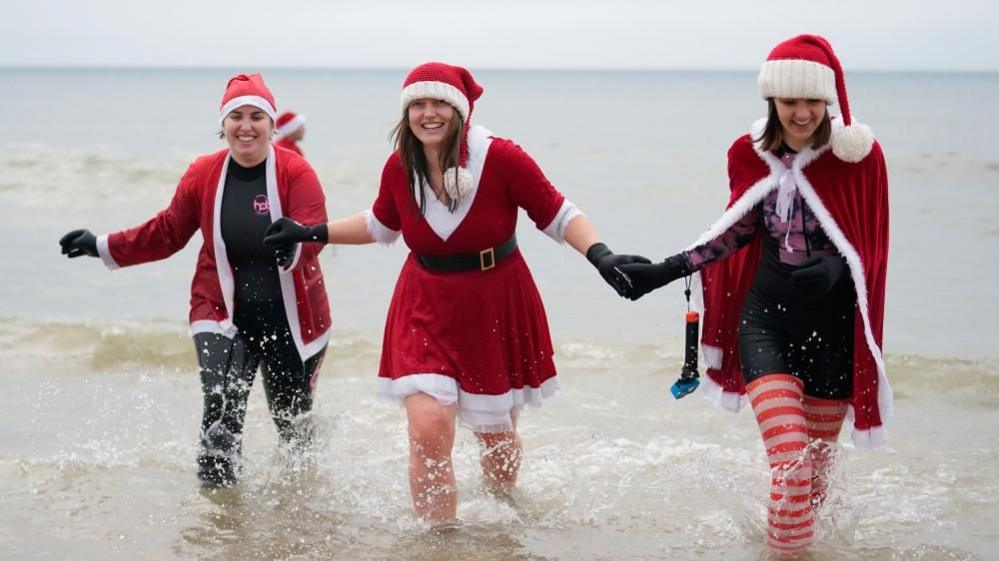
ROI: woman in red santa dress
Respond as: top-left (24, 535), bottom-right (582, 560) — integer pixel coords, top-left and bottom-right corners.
top-left (620, 35), bottom-right (890, 554)
top-left (58, 74), bottom-right (331, 488)
top-left (263, 62), bottom-right (646, 526)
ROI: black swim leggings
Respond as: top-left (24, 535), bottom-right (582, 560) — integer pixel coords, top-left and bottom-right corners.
top-left (194, 300), bottom-right (326, 456)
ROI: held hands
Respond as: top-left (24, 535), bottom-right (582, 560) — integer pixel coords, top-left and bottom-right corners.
top-left (59, 229), bottom-right (99, 258)
top-left (791, 255), bottom-right (847, 297)
top-left (617, 253), bottom-right (692, 300)
top-left (263, 217), bottom-right (329, 268)
top-left (585, 243), bottom-right (651, 300)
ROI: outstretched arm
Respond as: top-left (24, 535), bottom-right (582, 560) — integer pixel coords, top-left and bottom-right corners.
top-left (264, 211), bottom-right (375, 251)
top-left (562, 214), bottom-right (600, 256)
top-left (328, 213), bottom-right (376, 245)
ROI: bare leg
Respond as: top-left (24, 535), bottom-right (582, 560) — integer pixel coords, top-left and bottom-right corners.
top-left (474, 409), bottom-right (522, 494)
top-left (404, 393), bottom-right (458, 525)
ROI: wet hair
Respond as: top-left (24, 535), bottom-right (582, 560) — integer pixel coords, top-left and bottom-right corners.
top-left (755, 98), bottom-right (832, 153)
top-left (390, 103), bottom-right (464, 215)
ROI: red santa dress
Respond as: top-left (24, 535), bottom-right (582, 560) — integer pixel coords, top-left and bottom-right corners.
top-left (367, 125), bottom-right (581, 432)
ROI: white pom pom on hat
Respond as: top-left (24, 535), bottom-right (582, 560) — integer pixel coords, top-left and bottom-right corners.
top-left (758, 34), bottom-right (874, 163)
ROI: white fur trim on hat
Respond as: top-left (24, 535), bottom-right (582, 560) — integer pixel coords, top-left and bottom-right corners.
top-left (831, 120), bottom-right (875, 163)
top-left (219, 95), bottom-right (277, 124)
top-left (443, 166), bottom-right (474, 200)
top-left (758, 59), bottom-right (837, 105)
top-left (276, 113), bottom-right (306, 138)
top-left (400, 81), bottom-right (470, 120)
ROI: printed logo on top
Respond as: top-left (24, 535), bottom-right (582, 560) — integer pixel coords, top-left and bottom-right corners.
top-left (253, 194), bottom-right (270, 216)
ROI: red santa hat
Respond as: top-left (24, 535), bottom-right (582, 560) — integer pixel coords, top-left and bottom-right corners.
top-left (219, 73), bottom-right (277, 125)
top-left (400, 62), bottom-right (484, 200)
top-left (275, 111), bottom-right (306, 138)
top-left (757, 34), bottom-right (874, 163)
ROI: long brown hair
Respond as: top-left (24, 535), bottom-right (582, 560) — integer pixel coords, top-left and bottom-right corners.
top-left (390, 106), bottom-right (465, 214)
top-left (755, 98), bottom-right (832, 153)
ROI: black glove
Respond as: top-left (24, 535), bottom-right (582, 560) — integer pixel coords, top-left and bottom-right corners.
top-left (272, 244), bottom-right (297, 269)
top-left (585, 243), bottom-right (651, 299)
top-left (791, 255), bottom-right (847, 297)
top-left (263, 217), bottom-right (328, 246)
top-left (59, 229), bottom-right (99, 258)
top-left (617, 253), bottom-right (692, 300)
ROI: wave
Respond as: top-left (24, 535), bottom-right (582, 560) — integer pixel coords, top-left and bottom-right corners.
top-left (3, 316), bottom-right (997, 397)
top-left (0, 144), bottom-right (378, 210)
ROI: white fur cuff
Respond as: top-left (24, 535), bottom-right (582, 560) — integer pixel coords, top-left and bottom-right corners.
top-left (363, 209), bottom-right (401, 245)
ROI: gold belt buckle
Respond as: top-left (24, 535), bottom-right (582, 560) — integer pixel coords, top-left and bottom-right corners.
top-left (479, 247), bottom-right (496, 270)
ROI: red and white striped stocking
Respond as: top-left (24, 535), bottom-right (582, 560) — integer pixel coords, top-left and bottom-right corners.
top-left (802, 395), bottom-right (848, 508)
top-left (747, 373), bottom-right (814, 554)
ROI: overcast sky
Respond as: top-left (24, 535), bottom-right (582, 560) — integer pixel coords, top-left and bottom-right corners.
top-left (4, 0), bottom-right (997, 71)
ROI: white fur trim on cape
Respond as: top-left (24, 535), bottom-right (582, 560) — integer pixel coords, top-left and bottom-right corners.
top-left (542, 199), bottom-right (583, 243)
top-left (363, 209), bottom-right (401, 245)
top-left (400, 81), bottom-right (470, 121)
top-left (702, 343), bottom-right (723, 371)
top-left (419, 125), bottom-right (493, 242)
top-left (219, 95), bottom-right (277, 124)
top-left (377, 373), bottom-right (559, 433)
top-left (850, 423), bottom-right (887, 451)
top-left (758, 59), bottom-right (836, 104)
top-left (682, 120), bottom-right (891, 447)
top-left (698, 370), bottom-right (744, 412)
top-left (96, 234), bottom-right (120, 270)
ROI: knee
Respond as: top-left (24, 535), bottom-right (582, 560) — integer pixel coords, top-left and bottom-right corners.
top-left (408, 409), bottom-right (454, 455)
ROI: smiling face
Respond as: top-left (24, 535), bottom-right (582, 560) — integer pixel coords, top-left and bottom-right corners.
top-left (223, 105), bottom-right (274, 166)
top-left (775, 98), bottom-right (827, 151)
top-left (407, 98), bottom-right (456, 150)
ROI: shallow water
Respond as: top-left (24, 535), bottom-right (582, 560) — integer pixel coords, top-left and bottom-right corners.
top-left (1, 319), bottom-right (997, 560)
top-left (2, 69), bottom-right (998, 560)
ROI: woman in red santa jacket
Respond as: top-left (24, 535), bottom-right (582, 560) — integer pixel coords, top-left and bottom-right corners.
top-left (58, 74), bottom-right (331, 487)
top-left (263, 62), bottom-right (646, 527)
top-left (620, 35), bottom-right (890, 554)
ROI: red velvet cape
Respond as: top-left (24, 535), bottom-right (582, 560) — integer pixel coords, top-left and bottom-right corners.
top-left (695, 124), bottom-right (890, 449)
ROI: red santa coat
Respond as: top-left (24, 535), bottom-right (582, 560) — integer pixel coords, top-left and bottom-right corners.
top-left (694, 120), bottom-right (891, 450)
top-left (274, 137), bottom-right (303, 157)
top-left (95, 145), bottom-right (331, 360)
top-left (367, 125), bottom-right (574, 431)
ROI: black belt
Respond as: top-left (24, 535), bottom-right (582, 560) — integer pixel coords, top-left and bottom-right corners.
top-left (416, 234), bottom-right (517, 272)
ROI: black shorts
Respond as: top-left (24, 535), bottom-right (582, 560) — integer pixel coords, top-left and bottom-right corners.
top-left (738, 288), bottom-right (854, 400)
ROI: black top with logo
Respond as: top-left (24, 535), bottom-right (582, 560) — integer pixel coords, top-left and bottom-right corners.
top-left (221, 158), bottom-right (283, 303)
